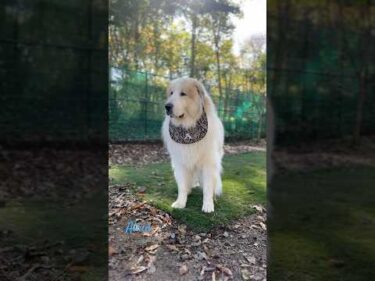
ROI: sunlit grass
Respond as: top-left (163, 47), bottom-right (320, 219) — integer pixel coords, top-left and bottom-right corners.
top-left (110, 152), bottom-right (266, 231)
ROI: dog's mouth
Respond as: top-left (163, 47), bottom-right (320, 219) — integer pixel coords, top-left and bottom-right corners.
top-left (169, 113), bottom-right (184, 119)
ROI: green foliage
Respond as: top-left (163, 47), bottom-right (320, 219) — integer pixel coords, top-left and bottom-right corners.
top-left (109, 0), bottom-right (267, 141)
top-left (268, 1), bottom-right (375, 142)
top-left (110, 152), bottom-right (266, 231)
top-left (109, 69), bottom-right (266, 141)
top-left (0, 1), bottom-right (107, 142)
top-left (109, 0), bottom-right (265, 91)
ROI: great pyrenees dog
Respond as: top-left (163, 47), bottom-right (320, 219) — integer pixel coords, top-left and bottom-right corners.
top-left (162, 78), bottom-right (224, 213)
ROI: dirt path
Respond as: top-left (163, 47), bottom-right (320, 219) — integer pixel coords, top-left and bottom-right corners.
top-left (109, 186), bottom-right (266, 281)
top-left (109, 140), bottom-right (266, 166)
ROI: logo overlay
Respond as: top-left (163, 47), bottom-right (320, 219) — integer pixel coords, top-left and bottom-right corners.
top-left (124, 220), bottom-right (152, 234)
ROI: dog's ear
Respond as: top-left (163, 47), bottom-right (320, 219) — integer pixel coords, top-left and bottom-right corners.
top-left (194, 80), bottom-right (206, 98)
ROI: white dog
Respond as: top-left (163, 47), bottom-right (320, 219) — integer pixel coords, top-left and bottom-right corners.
top-left (162, 78), bottom-right (224, 213)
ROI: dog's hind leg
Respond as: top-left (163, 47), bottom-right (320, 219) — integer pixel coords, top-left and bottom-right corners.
top-left (214, 162), bottom-right (223, 197)
top-left (215, 173), bottom-right (222, 197)
top-left (201, 166), bottom-right (217, 213)
top-left (191, 170), bottom-right (201, 190)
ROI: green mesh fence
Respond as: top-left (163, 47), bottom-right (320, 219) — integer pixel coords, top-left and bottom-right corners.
top-left (109, 68), bottom-right (266, 141)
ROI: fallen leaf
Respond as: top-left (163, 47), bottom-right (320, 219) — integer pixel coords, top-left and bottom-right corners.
top-left (259, 222), bottom-right (266, 230)
top-left (108, 245), bottom-right (117, 256)
top-left (192, 240), bottom-right (202, 246)
top-left (148, 264), bottom-right (156, 273)
top-left (193, 235), bottom-right (201, 241)
top-left (245, 255), bottom-right (256, 264)
top-left (184, 248), bottom-right (192, 255)
top-left (203, 244), bottom-right (212, 257)
top-left (179, 264), bottom-right (188, 275)
top-left (178, 224), bottom-right (187, 234)
top-left (131, 266), bottom-right (148, 274)
top-left (204, 266), bottom-right (216, 272)
top-left (166, 244), bottom-right (179, 252)
top-left (252, 205), bottom-right (263, 213)
top-left (256, 215), bottom-right (264, 221)
top-left (145, 244), bottom-right (159, 252)
top-left (241, 268), bottom-right (251, 280)
top-left (136, 255), bottom-right (144, 265)
top-left (216, 265), bottom-right (233, 277)
top-left (198, 251), bottom-right (208, 260)
top-left (130, 203), bottom-right (145, 211)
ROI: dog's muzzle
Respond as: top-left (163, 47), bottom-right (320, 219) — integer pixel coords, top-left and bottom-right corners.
top-left (165, 103), bottom-right (173, 116)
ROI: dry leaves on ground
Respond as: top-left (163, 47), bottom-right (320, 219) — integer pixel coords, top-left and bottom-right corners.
top-left (108, 184), bottom-right (267, 281)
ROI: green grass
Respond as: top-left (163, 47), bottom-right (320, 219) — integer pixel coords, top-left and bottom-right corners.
top-left (110, 152), bottom-right (266, 231)
top-left (268, 167), bottom-right (375, 281)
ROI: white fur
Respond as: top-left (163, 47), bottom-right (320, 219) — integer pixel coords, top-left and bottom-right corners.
top-left (162, 78), bottom-right (224, 213)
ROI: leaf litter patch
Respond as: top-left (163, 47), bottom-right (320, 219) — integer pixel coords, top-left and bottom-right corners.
top-left (109, 184), bottom-right (267, 281)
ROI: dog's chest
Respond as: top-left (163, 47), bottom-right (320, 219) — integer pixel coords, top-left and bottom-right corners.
top-left (169, 140), bottom-right (208, 166)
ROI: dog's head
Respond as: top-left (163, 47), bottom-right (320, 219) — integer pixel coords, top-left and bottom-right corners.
top-left (165, 78), bottom-right (206, 126)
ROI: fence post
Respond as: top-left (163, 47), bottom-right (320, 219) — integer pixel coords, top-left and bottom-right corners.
top-left (144, 72), bottom-right (148, 139)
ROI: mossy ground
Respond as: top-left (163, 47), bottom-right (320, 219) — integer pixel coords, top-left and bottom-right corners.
top-left (268, 167), bottom-right (375, 281)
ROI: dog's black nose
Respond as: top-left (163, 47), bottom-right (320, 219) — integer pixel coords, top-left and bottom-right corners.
top-left (165, 103), bottom-right (173, 115)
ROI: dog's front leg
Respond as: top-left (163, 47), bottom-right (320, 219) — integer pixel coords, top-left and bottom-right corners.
top-left (171, 165), bottom-right (192, 209)
top-left (201, 166), bottom-right (216, 213)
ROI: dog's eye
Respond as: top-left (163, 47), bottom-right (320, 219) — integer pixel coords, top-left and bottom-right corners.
top-left (180, 92), bottom-right (187, 96)
top-left (170, 91), bottom-right (173, 95)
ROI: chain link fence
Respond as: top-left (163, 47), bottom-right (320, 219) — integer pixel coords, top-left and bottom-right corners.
top-left (109, 68), bottom-right (266, 142)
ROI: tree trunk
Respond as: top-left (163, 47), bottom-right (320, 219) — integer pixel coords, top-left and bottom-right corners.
top-left (258, 111), bottom-right (263, 140)
top-left (215, 47), bottom-right (223, 101)
top-left (352, 70), bottom-right (366, 145)
top-left (134, 17), bottom-right (140, 71)
top-left (352, 0), bottom-right (370, 146)
top-left (190, 14), bottom-right (197, 77)
top-left (153, 19), bottom-right (161, 74)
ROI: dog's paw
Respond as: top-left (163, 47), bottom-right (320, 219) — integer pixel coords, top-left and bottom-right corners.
top-left (202, 201), bottom-right (214, 213)
top-left (171, 200), bottom-right (186, 209)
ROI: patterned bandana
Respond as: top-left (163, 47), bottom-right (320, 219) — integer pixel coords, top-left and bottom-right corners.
top-left (169, 110), bottom-right (208, 144)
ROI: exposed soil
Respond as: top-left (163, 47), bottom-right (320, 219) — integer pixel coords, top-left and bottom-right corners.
top-left (109, 139), bottom-right (266, 166)
top-left (272, 136), bottom-right (375, 172)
